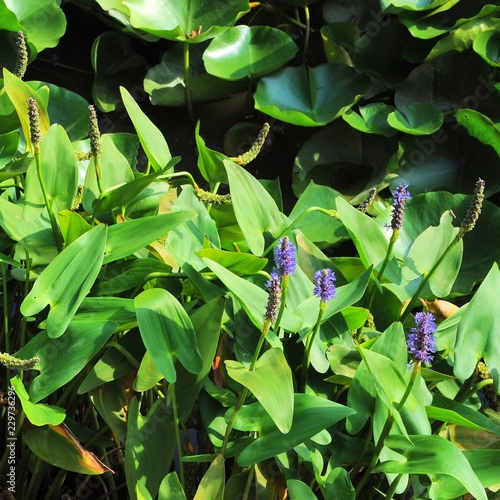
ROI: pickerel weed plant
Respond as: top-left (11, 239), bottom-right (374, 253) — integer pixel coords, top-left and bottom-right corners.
top-left (0, 2), bottom-right (500, 500)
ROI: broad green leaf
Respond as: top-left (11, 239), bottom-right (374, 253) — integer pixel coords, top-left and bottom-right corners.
top-left (455, 108), bottom-right (500, 156)
top-left (375, 434), bottom-right (487, 500)
top-left (321, 22), bottom-right (359, 66)
top-left (21, 224), bottom-right (107, 338)
top-left (24, 424), bottom-right (112, 475)
top-left (226, 348), bottom-right (294, 434)
top-left (10, 375), bottom-right (65, 426)
top-left (104, 212), bottom-right (195, 264)
top-left (159, 472), bottom-right (187, 500)
top-left (343, 102), bottom-right (397, 137)
top-left (134, 351), bottom-right (164, 391)
top-left (202, 257), bottom-right (302, 332)
top-left (120, 86), bottom-right (171, 171)
top-left (124, 0), bottom-right (249, 43)
top-left (135, 288), bottom-right (203, 383)
top-left (14, 316), bottom-right (117, 402)
top-left (386, 0), bottom-right (451, 11)
top-left (193, 453), bottom-right (224, 500)
top-left (387, 103), bottom-right (443, 135)
top-left (402, 210), bottom-right (462, 297)
top-left (254, 64), bottom-right (371, 127)
top-left (233, 394), bottom-right (355, 467)
top-left (324, 467), bottom-right (355, 500)
top-left (225, 159), bottom-right (285, 256)
top-left (204, 25), bottom-right (297, 80)
top-left (3, 68), bottom-right (50, 153)
top-left (287, 480), bottom-right (317, 499)
top-left (197, 248), bottom-right (267, 276)
top-left (125, 398), bottom-right (175, 500)
top-left (427, 393), bottom-right (500, 435)
top-left (429, 450), bottom-right (500, 499)
top-left (174, 297), bottom-right (225, 423)
top-left (195, 121), bottom-right (229, 183)
top-left (473, 29), bottom-right (500, 66)
top-left (454, 263), bottom-right (500, 389)
top-left (58, 210), bottom-right (92, 246)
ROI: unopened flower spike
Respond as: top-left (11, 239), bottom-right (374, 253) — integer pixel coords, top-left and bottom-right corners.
top-left (274, 236), bottom-right (296, 277)
top-left (391, 182), bottom-right (411, 231)
top-left (195, 187), bottom-right (231, 204)
top-left (460, 178), bottom-right (485, 236)
top-left (0, 352), bottom-right (39, 371)
top-left (264, 270), bottom-right (282, 324)
top-left (14, 31), bottom-right (28, 79)
top-left (357, 187), bottom-right (377, 213)
top-left (27, 97), bottom-right (42, 144)
top-left (407, 312), bottom-right (437, 365)
top-left (231, 123), bottom-right (270, 166)
top-left (313, 268), bottom-right (336, 303)
top-left (88, 105), bottom-right (101, 158)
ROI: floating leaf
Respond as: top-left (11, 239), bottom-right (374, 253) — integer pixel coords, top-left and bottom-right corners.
top-left (204, 25), bottom-right (297, 80)
top-left (455, 108), bottom-right (500, 157)
top-left (254, 64), bottom-right (371, 127)
top-left (387, 103), bottom-right (443, 135)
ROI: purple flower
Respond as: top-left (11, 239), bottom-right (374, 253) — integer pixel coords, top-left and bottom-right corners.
top-left (407, 312), bottom-right (437, 364)
top-left (264, 270), bottom-right (282, 323)
top-left (313, 269), bottom-right (336, 303)
top-left (274, 236), bottom-right (296, 277)
top-left (391, 182), bottom-right (411, 230)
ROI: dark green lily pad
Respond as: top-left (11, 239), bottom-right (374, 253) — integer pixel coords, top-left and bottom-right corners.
top-left (254, 63), bottom-right (371, 127)
top-left (387, 102), bottom-right (443, 135)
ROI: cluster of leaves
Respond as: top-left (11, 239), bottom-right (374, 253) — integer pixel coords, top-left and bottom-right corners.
top-left (0, 0), bottom-right (500, 499)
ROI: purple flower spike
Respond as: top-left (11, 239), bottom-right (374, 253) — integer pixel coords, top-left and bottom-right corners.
top-left (391, 182), bottom-right (411, 230)
top-left (274, 236), bottom-right (296, 277)
top-left (264, 270), bottom-right (282, 323)
top-left (407, 312), bottom-right (437, 364)
top-left (313, 269), bottom-right (336, 303)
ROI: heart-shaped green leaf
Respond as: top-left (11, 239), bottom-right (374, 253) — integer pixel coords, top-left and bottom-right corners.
top-left (21, 224), bottom-right (107, 338)
top-left (387, 103), bottom-right (443, 135)
top-left (226, 348), bottom-right (294, 433)
top-left (254, 64), bottom-right (371, 127)
top-left (135, 288), bottom-right (203, 383)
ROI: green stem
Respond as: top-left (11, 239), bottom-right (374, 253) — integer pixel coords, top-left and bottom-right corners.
top-left (1, 263), bottom-right (9, 353)
top-left (242, 465), bottom-right (256, 500)
top-left (220, 321), bottom-right (271, 455)
top-left (262, 2), bottom-right (309, 29)
top-left (377, 229), bottom-right (399, 282)
top-left (34, 144), bottom-right (63, 252)
top-left (302, 6), bottom-right (310, 63)
top-left (400, 234), bottom-right (461, 322)
top-left (94, 155), bottom-right (104, 194)
top-left (20, 247), bottom-right (31, 349)
top-left (183, 42), bottom-right (194, 120)
top-left (300, 302), bottom-right (325, 392)
top-left (170, 384), bottom-right (185, 490)
top-left (355, 362), bottom-right (421, 495)
top-left (273, 274), bottom-right (290, 333)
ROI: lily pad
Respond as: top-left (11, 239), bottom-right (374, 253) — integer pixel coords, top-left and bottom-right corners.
top-left (387, 102), bottom-right (443, 135)
top-left (473, 29), bottom-right (500, 66)
top-left (203, 25), bottom-right (298, 80)
top-left (254, 63), bottom-right (371, 127)
top-left (343, 102), bottom-right (397, 137)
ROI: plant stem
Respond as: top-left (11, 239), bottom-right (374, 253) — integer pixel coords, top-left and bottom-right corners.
top-left (273, 274), bottom-right (289, 333)
top-left (300, 302), bottom-right (325, 391)
top-left (400, 234), bottom-right (461, 322)
top-left (183, 42), bottom-right (194, 120)
top-left (302, 6), bottom-right (310, 63)
top-left (220, 321), bottom-right (271, 455)
top-left (33, 143), bottom-right (63, 252)
top-left (170, 384), bottom-right (185, 490)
